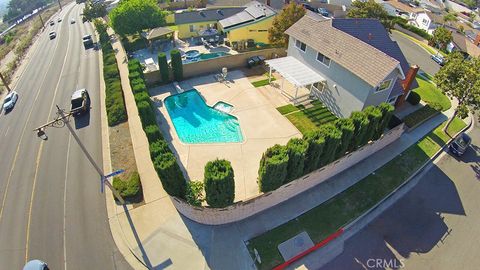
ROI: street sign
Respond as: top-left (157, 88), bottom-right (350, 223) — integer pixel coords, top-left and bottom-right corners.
top-left (104, 169), bottom-right (125, 179)
top-left (102, 169), bottom-right (125, 193)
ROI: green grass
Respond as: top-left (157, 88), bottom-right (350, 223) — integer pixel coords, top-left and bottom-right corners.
top-left (279, 100), bottom-right (337, 134)
top-left (404, 105), bottom-right (440, 128)
top-left (247, 117), bottom-right (466, 270)
top-left (413, 76), bottom-right (451, 111)
top-left (252, 79), bottom-right (272, 87)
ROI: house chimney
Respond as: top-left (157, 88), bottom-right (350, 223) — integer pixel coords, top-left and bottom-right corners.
top-left (395, 65), bottom-right (419, 108)
top-left (474, 32), bottom-right (480, 47)
top-left (266, 0), bottom-right (271, 6)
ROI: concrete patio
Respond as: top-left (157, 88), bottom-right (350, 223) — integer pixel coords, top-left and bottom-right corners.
top-left (149, 70), bottom-right (302, 201)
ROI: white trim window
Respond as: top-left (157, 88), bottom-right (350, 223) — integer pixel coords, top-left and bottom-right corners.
top-left (375, 79), bottom-right (392, 92)
top-left (316, 52), bottom-right (331, 67)
top-left (388, 96), bottom-right (397, 105)
top-left (295, 39), bottom-right (306, 52)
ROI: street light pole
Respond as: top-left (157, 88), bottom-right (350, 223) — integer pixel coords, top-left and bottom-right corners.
top-left (57, 0), bottom-right (63, 10)
top-left (38, 12), bottom-right (45, 29)
top-left (0, 72), bottom-right (12, 93)
top-left (34, 105), bottom-right (125, 204)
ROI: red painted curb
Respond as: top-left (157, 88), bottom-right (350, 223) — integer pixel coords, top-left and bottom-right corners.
top-left (273, 228), bottom-right (344, 270)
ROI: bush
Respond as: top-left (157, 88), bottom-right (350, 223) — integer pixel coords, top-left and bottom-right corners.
top-left (374, 103), bottom-right (395, 140)
top-left (204, 159), bottom-right (235, 208)
top-left (149, 139), bottom-right (170, 159)
top-left (137, 101), bottom-right (156, 128)
top-left (134, 91), bottom-right (150, 104)
top-left (170, 49), bottom-right (183, 81)
top-left (258, 144), bottom-right (289, 192)
top-left (395, 20), bottom-right (431, 39)
top-left (407, 91), bottom-right (421, 105)
top-left (104, 54), bottom-right (117, 66)
top-left (128, 59), bottom-right (141, 70)
top-left (158, 52), bottom-right (170, 82)
top-left (317, 124), bottom-right (342, 167)
top-left (429, 102), bottom-right (443, 111)
top-left (104, 64), bottom-right (119, 79)
top-left (349, 111), bottom-right (370, 151)
top-left (334, 118), bottom-right (355, 158)
top-left (130, 77), bottom-right (144, 88)
top-left (144, 124), bottom-right (162, 143)
top-left (404, 104), bottom-right (439, 128)
top-left (112, 171), bottom-right (142, 199)
top-left (363, 106), bottom-right (383, 145)
top-left (186, 181), bottom-right (204, 206)
top-left (107, 101), bottom-right (127, 126)
top-left (303, 130), bottom-right (325, 173)
top-left (129, 71), bottom-right (141, 81)
top-left (285, 138), bottom-right (308, 182)
top-left (132, 83), bottom-right (147, 95)
top-left (154, 153), bottom-right (186, 198)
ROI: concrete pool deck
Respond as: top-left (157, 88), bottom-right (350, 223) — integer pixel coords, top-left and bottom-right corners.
top-left (149, 70), bottom-right (302, 201)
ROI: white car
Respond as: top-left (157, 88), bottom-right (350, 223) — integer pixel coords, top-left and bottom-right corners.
top-left (3, 91), bottom-right (18, 111)
top-left (49, 31), bottom-right (56, 39)
top-left (70, 18), bottom-right (75, 24)
top-left (23, 259), bottom-right (49, 270)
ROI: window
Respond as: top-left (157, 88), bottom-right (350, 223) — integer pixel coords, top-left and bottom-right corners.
top-left (295, 39), bottom-right (306, 52)
top-left (316, 52), bottom-right (331, 67)
top-left (376, 79), bottom-right (392, 92)
top-left (388, 96), bottom-right (397, 104)
top-left (422, 18), bottom-right (429, 26)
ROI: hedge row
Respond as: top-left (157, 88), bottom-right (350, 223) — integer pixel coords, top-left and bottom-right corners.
top-left (258, 103), bottom-right (395, 192)
top-left (394, 19), bottom-right (432, 40)
top-left (112, 171), bottom-right (142, 201)
top-left (128, 59), bottom-right (187, 199)
top-left (94, 20), bottom-right (127, 127)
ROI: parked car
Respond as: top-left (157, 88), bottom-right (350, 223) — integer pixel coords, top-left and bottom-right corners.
top-left (70, 88), bottom-right (90, 116)
top-left (3, 91), bottom-right (18, 111)
top-left (301, 3), bottom-right (317, 13)
top-left (318, 8), bottom-right (329, 17)
top-left (49, 31), bottom-right (56, 39)
top-left (23, 260), bottom-right (49, 270)
top-left (449, 132), bottom-right (472, 156)
top-left (82, 34), bottom-right (93, 49)
top-left (431, 54), bottom-right (445, 66)
top-left (49, 20), bottom-right (54, 26)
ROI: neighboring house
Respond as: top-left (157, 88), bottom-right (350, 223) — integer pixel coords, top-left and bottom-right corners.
top-left (267, 14), bottom-right (418, 118)
top-left (448, 31), bottom-right (480, 57)
top-left (218, 1), bottom-right (277, 44)
top-left (409, 11), bottom-right (438, 34)
top-left (381, 0), bottom-right (424, 18)
top-left (174, 7), bottom-right (245, 39)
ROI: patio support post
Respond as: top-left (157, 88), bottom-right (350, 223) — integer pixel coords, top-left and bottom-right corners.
top-left (281, 78), bottom-right (285, 94)
top-left (294, 86), bottom-right (299, 105)
top-left (268, 67), bottom-right (272, 83)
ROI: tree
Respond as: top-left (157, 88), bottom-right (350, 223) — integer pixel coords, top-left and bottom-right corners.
top-left (109, 0), bottom-right (167, 36)
top-left (4, 0), bottom-right (47, 21)
top-left (268, 2), bottom-right (305, 47)
top-left (442, 12), bottom-right (458, 26)
top-left (431, 27), bottom-right (452, 50)
top-left (158, 52), bottom-right (169, 82)
top-left (170, 49), bottom-right (183, 81)
top-left (433, 52), bottom-right (480, 134)
top-left (347, 0), bottom-right (393, 31)
top-left (204, 159), bottom-right (235, 208)
top-left (83, 1), bottom-right (107, 22)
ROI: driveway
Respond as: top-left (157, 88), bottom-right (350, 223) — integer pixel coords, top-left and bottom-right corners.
top-left (390, 31), bottom-right (441, 76)
top-left (321, 119), bottom-right (480, 270)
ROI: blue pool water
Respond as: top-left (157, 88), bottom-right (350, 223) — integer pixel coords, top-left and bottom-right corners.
top-left (164, 90), bottom-right (243, 144)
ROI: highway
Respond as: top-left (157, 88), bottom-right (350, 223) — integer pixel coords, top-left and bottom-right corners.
top-left (0, 2), bottom-right (131, 269)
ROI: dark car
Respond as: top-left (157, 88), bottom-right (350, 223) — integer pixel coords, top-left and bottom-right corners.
top-left (82, 34), bottom-right (94, 49)
top-left (70, 88), bottom-right (90, 116)
top-left (301, 3), bottom-right (317, 13)
top-left (449, 132), bottom-right (471, 156)
top-left (318, 7), bottom-right (329, 17)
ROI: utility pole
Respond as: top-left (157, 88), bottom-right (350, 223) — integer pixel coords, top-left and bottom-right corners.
top-left (57, 0), bottom-right (63, 10)
top-left (38, 12), bottom-right (45, 29)
top-left (34, 105), bottom-right (126, 204)
top-left (0, 72), bottom-right (12, 93)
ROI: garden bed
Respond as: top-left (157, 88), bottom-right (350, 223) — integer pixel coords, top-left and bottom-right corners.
top-left (404, 104), bottom-right (440, 129)
top-left (277, 100), bottom-right (337, 134)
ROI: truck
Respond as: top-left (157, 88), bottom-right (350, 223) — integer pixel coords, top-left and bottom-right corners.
top-left (82, 34), bottom-right (93, 49)
top-left (70, 89), bottom-right (90, 116)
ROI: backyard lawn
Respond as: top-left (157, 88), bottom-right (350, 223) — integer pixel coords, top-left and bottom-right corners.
top-left (412, 75), bottom-right (451, 111)
top-left (247, 117), bottom-right (467, 270)
top-left (277, 101), bottom-right (337, 134)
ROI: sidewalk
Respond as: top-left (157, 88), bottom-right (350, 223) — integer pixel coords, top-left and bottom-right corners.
top-left (102, 29), bottom-right (461, 269)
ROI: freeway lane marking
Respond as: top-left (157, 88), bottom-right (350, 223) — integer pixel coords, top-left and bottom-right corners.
top-left (63, 135), bottom-right (71, 270)
top-left (4, 126), bottom-right (9, 137)
top-left (25, 3), bottom-right (76, 264)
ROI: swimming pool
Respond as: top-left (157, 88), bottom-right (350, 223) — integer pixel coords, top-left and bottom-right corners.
top-left (183, 52), bottom-right (230, 64)
top-left (165, 90), bottom-right (243, 144)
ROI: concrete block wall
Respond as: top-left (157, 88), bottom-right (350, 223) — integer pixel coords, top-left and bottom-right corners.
top-left (172, 123), bottom-right (406, 225)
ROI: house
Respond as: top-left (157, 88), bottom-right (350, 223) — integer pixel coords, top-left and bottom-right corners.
top-left (266, 14), bottom-right (418, 118)
top-left (409, 10), bottom-right (442, 34)
top-left (448, 31), bottom-right (480, 57)
top-left (174, 7), bottom-right (245, 39)
top-left (380, 0), bottom-right (424, 18)
top-left (218, 1), bottom-right (277, 44)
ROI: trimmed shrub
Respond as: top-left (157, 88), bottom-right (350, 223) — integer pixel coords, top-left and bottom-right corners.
top-left (107, 101), bottom-right (127, 126)
top-left (429, 102), bottom-right (443, 111)
top-left (104, 64), bottom-right (119, 79)
top-left (407, 91), bottom-right (421, 105)
top-left (145, 125), bottom-right (162, 144)
top-left (285, 138), bottom-right (308, 182)
top-left (132, 83), bottom-right (147, 95)
top-left (317, 124), bottom-right (342, 167)
top-left (303, 130), bottom-right (326, 173)
top-left (137, 101), bottom-right (156, 128)
top-left (149, 139), bottom-right (170, 159)
top-left (128, 71), bottom-right (141, 81)
top-left (128, 59), bottom-right (141, 70)
top-left (154, 153), bottom-right (186, 198)
top-left (404, 104), bottom-right (439, 128)
top-left (375, 102), bottom-right (395, 140)
top-left (204, 159), bottom-right (235, 208)
top-left (349, 111), bottom-right (370, 151)
top-left (362, 106), bottom-right (383, 145)
top-left (334, 118), bottom-right (355, 158)
top-left (130, 77), bottom-right (144, 88)
top-left (258, 144), bottom-right (289, 192)
top-left (104, 54), bottom-right (117, 66)
top-left (112, 171), bottom-right (142, 200)
top-left (158, 52), bottom-right (170, 83)
top-left (170, 49), bottom-right (183, 81)
top-left (185, 181), bottom-right (204, 206)
top-left (134, 91), bottom-right (150, 104)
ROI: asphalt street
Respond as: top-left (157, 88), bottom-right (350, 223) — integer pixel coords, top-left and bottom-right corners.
top-left (321, 120), bottom-right (480, 270)
top-left (0, 3), bottom-right (131, 270)
top-left (390, 31), bottom-right (441, 76)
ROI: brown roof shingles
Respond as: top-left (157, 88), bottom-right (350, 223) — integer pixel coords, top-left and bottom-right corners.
top-left (285, 16), bottom-right (400, 87)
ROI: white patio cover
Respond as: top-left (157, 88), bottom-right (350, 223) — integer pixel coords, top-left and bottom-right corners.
top-left (265, 56), bottom-right (326, 87)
